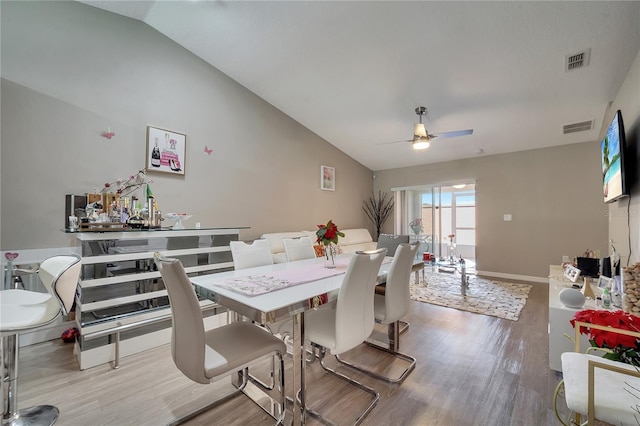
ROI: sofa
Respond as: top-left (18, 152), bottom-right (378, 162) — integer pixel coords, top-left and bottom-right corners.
top-left (260, 228), bottom-right (377, 263)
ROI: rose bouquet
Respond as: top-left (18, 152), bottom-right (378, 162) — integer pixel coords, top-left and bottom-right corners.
top-left (316, 220), bottom-right (345, 268)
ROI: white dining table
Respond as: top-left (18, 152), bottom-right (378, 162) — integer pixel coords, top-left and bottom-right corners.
top-left (190, 254), bottom-right (399, 425)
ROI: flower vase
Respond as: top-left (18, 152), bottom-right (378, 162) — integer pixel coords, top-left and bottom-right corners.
top-left (324, 244), bottom-right (337, 269)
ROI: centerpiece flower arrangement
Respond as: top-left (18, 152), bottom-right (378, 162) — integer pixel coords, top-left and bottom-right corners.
top-left (409, 218), bottom-right (423, 235)
top-left (570, 309), bottom-right (640, 366)
top-left (316, 220), bottom-right (345, 269)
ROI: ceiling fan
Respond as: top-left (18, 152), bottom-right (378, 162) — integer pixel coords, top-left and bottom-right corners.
top-left (381, 106), bottom-right (473, 150)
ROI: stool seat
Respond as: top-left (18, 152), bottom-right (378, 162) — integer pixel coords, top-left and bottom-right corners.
top-left (1, 255), bottom-right (81, 426)
top-left (562, 352), bottom-right (640, 425)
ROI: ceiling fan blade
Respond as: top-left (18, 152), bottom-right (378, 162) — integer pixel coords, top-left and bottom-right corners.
top-left (376, 139), bottom-right (412, 145)
top-left (433, 129), bottom-right (474, 139)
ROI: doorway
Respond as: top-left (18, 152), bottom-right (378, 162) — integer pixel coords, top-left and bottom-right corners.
top-left (393, 183), bottom-right (476, 261)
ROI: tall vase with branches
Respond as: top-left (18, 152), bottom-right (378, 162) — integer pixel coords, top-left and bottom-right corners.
top-left (362, 191), bottom-right (394, 241)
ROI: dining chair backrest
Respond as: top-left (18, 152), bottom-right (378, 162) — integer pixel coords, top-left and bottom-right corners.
top-left (154, 254), bottom-right (208, 384)
top-left (376, 234), bottom-right (410, 256)
top-left (380, 242), bottom-right (420, 323)
top-left (166, 236), bottom-right (200, 267)
top-left (282, 236), bottom-right (316, 262)
top-left (230, 240), bottom-right (274, 270)
top-left (38, 255), bottom-right (82, 315)
top-left (334, 248), bottom-right (387, 354)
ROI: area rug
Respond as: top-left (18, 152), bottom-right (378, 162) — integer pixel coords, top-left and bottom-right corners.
top-left (410, 270), bottom-right (532, 321)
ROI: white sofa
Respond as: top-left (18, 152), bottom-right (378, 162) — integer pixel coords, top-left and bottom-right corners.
top-left (260, 228), bottom-right (377, 263)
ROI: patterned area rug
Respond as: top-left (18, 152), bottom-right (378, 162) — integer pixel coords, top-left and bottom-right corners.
top-left (410, 270), bottom-right (532, 321)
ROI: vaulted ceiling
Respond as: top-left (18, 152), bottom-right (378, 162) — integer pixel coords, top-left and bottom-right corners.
top-left (79, 1), bottom-right (640, 171)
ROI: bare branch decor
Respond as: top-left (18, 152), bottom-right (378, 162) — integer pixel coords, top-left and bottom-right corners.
top-left (362, 191), bottom-right (394, 241)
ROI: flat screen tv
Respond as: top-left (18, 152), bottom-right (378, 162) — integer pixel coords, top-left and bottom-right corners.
top-left (601, 110), bottom-right (628, 203)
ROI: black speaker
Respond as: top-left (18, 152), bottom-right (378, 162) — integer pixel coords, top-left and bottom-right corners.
top-left (577, 257), bottom-right (599, 278)
top-left (601, 257), bottom-right (612, 278)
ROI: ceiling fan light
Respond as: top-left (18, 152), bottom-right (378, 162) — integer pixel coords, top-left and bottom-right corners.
top-left (414, 123), bottom-right (427, 138)
top-left (412, 139), bottom-right (430, 150)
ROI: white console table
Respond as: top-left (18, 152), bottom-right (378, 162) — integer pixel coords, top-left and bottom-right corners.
top-left (69, 227), bottom-right (245, 369)
top-left (548, 265), bottom-right (601, 371)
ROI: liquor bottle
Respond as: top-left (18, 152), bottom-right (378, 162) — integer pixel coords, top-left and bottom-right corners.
top-left (151, 138), bottom-right (161, 167)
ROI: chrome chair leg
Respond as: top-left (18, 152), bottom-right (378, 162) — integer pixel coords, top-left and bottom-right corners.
top-left (300, 344), bottom-right (379, 426)
top-left (335, 321), bottom-right (417, 384)
top-left (2, 334), bottom-right (60, 426)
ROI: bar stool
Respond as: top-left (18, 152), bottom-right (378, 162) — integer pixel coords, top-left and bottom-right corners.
top-left (1, 255), bottom-right (81, 426)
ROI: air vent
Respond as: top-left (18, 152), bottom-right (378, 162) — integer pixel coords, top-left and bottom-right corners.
top-left (566, 49), bottom-right (590, 71)
top-left (563, 120), bottom-right (593, 134)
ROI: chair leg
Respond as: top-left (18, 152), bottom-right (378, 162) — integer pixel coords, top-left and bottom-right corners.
top-left (2, 334), bottom-right (59, 426)
top-left (300, 344), bottom-right (379, 426)
top-left (335, 321), bottom-right (416, 384)
top-left (169, 351), bottom-right (286, 426)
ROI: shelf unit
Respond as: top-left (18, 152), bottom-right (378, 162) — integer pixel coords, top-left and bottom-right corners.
top-left (71, 228), bottom-right (244, 370)
top-left (548, 265), bottom-right (597, 371)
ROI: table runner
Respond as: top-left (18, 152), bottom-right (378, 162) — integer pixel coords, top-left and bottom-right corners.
top-left (214, 258), bottom-right (350, 296)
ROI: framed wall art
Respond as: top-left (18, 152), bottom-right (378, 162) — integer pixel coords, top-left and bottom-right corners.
top-left (146, 126), bottom-right (186, 175)
top-left (321, 165), bottom-right (335, 191)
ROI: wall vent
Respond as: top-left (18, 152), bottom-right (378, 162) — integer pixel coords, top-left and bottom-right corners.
top-left (563, 120), bottom-right (593, 134)
top-left (566, 49), bottom-right (590, 71)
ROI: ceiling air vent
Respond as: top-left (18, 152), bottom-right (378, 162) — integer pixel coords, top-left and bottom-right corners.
top-left (563, 120), bottom-right (593, 134)
top-left (566, 49), bottom-right (590, 71)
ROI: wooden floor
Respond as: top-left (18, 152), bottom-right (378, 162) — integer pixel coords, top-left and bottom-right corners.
top-left (13, 281), bottom-right (566, 426)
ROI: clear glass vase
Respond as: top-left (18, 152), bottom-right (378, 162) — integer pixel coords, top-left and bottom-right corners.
top-left (324, 243), bottom-right (337, 269)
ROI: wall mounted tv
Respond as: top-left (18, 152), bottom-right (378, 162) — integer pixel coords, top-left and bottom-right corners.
top-left (601, 109), bottom-right (628, 203)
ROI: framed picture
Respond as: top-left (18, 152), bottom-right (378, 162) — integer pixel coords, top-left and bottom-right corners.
top-left (563, 264), bottom-right (581, 283)
top-left (321, 165), bottom-right (335, 191)
top-left (146, 126), bottom-right (186, 175)
top-left (597, 275), bottom-right (613, 289)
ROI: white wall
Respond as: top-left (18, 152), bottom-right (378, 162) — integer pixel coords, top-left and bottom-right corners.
top-left (604, 49), bottom-right (640, 267)
top-left (0, 1), bottom-right (373, 251)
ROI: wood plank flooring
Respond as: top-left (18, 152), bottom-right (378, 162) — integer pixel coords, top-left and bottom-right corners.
top-left (12, 281), bottom-right (566, 425)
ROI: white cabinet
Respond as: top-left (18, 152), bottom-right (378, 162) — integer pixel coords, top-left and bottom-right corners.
top-left (548, 265), bottom-right (596, 371)
top-left (72, 228), bottom-right (243, 369)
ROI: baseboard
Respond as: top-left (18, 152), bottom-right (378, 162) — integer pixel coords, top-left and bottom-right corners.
top-left (476, 270), bottom-right (548, 284)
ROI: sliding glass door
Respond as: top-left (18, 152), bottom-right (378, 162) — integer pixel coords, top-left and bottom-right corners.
top-left (393, 183), bottom-right (475, 261)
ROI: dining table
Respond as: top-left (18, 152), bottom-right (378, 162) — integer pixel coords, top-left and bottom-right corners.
top-left (191, 253), bottom-right (410, 425)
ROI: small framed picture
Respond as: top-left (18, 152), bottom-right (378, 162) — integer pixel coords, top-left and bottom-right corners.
top-left (146, 126), bottom-right (186, 175)
top-left (320, 165), bottom-right (335, 191)
top-left (564, 264), bottom-right (581, 282)
top-left (597, 275), bottom-right (613, 289)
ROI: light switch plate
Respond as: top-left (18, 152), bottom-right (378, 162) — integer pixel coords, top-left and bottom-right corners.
top-left (504, 214), bottom-right (512, 221)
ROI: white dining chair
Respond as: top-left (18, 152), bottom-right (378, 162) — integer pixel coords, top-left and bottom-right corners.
top-left (282, 236), bottom-right (316, 262)
top-left (1, 254), bottom-right (81, 426)
top-left (376, 234), bottom-right (409, 256)
top-left (230, 239), bottom-right (274, 270)
top-left (303, 248), bottom-right (387, 425)
top-left (153, 253), bottom-right (287, 425)
top-left (337, 242), bottom-right (419, 383)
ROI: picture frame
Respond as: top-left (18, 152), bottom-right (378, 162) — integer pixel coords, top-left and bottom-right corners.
top-left (146, 126), bottom-right (186, 175)
top-left (597, 275), bottom-right (613, 289)
top-left (563, 264), bottom-right (581, 283)
top-left (320, 165), bottom-right (335, 191)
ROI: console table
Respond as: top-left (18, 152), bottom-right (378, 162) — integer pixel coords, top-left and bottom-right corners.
top-left (69, 227), bottom-right (245, 369)
top-left (548, 265), bottom-right (597, 371)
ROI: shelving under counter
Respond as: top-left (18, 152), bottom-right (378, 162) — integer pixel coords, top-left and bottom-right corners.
top-left (70, 227), bottom-right (246, 370)
top-left (548, 265), bottom-right (599, 372)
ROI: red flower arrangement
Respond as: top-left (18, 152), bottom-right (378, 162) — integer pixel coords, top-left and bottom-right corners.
top-left (571, 309), bottom-right (640, 365)
top-left (315, 220), bottom-right (345, 246)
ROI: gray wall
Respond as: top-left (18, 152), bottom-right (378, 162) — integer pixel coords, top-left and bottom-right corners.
top-left (0, 1), bottom-right (373, 250)
top-left (374, 144), bottom-right (610, 278)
